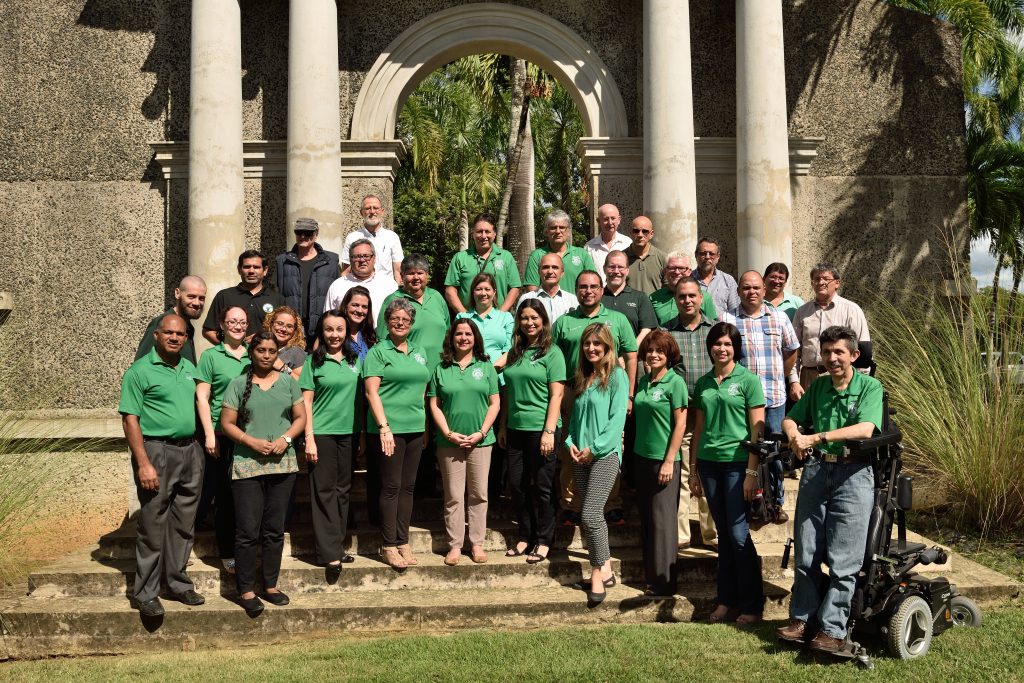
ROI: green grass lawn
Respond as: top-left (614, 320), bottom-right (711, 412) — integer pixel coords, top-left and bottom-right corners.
top-left (4, 600), bottom-right (1023, 683)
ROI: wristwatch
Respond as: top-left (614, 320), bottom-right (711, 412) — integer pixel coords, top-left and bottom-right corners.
top-left (282, 435), bottom-right (292, 445)
top-left (543, 429), bottom-right (555, 435)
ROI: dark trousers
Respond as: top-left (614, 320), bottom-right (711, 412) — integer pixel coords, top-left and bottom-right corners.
top-left (698, 460), bottom-right (764, 615)
top-left (309, 434), bottom-right (353, 564)
top-left (232, 472), bottom-right (296, 594)
top-left (506, 428), bottom-right (559, 547)
top-left (368, 432), bottom-right (424, 547)
top-left (196, 434), bottom-right (235, 558)
top-left (133, 440), bottom-right (203, 602)
top-left (635, 457), bottom-right (681, 595)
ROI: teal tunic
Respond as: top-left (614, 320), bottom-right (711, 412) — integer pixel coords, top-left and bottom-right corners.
top-left (222, 373), bottom-right (303, 479)
top-left (564, 366), bottom-right (629, 462)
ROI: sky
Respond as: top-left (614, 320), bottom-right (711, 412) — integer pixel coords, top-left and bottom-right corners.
top-left (972, 236), bottom-right (1006, 289)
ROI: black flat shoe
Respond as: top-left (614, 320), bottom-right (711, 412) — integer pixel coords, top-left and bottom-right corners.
top-left (260, 590), bottom-right (290, 606)
top-left (525, 550), bottom-right (548, 564)
top-left (325, 563), bottom-right (342, 584)
top-left (165, 589), bottom-right (205, 606)
top-left (132, 596), bottom-right (165, 617)
top-left (575, 574), bottom-right (616, 590)
top-left (239, 595), bottom-right (264, 616)
top-left (339, 553), bottom-right (356, 563)
top-left (586, 589), bottom-right (606, 608)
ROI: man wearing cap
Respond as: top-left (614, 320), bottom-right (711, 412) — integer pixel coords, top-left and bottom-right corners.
top-left (275, 218), bottom-right (341, 344)
top-left (202, 250), bottom-right (285, 344)
top-left (444, 212), bottom-right (522, 313)
top-left (625, 216), bottom-right (668, 295)
top-left (584, 203), bottom-right (633, 283)
top-left (120, 314), bottom-right (205, 617)
top-left (515, 252), bottom-right (579, 323)
top-left (523, 209), bottom-right (596, 293)
top-left (135, 275), bottom-right (207, 365)
top-left (341, 194), bottom-right (404, 286)
top-left (324, 238), bottom-right (398, 327)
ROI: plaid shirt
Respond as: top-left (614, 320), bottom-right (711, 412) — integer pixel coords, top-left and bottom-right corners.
top-left (719, 304), bottom-right (799, 408)
top-left (663, 314), bottom-right (714, 405)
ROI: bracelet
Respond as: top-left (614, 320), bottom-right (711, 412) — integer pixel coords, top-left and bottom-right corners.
top-left (478, 430), bottom-right (487, 439)
top-left (745, 468), bottom-right (758, 477)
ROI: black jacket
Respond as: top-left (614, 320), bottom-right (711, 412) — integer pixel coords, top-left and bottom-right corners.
top-left (274, 243), bottom-right (340, 337)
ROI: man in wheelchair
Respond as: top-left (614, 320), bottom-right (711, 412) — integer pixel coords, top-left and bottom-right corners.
top-left (776, 325), bottom-right (883, 653)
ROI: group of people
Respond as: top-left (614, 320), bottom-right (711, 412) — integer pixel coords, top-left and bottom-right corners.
top-left (121, 197), bottom-right (881, 649)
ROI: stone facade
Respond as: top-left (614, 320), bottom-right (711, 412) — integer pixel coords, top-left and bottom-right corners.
top-left (0, 0), bottom-right (965, 417)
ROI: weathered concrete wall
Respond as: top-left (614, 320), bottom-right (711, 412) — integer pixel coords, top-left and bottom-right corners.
top-left (0, 0), bottom-right (965, 416)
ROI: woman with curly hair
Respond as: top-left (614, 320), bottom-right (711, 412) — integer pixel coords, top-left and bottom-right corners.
top-left (220, 331), bottom-right (306, 615)
top-left (565, 323), bottom-right (629, 606)
top-left (263, 305), bottom-right (306, 380)
top-left (427, 319), bottom-right (500, 565)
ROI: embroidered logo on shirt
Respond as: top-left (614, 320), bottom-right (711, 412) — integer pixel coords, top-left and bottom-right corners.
top-left (728, 383), bottom-right (741, 396)
top-left (570, 255), bottom-right (582, 266)
top-left (848, 401), bottom-right (858, 418)
top-left (471, 367), bottom-right (484, 380)
top-left (495, 260), bottom-right (504, 270)
top-left (349, 363), bottom-right (359, 373)
top-left (263, 303), bottom-right (274, 313)
top-left (651, 388), bottom-right (665, 402)
top-left (414, 353), bottom-right (426, 365)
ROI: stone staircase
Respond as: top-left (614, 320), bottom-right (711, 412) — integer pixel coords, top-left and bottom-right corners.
top-left (1, 470), bottom-right (1019, 659)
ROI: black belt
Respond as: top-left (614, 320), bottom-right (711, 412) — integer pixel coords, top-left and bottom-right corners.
top-left (144, 436), bottom-right (195, 447)
top-left (812, 448), bottom-right (871, 465)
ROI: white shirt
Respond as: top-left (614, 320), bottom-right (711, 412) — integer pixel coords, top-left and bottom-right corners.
top-left (341, 226), bottom-right (405, 279)
top-left (324, 270), bottom-right (399, 327)
top-left (516, 288), bottom-right (579, 323)
top-left (585, 231), bottom-right (634, 284)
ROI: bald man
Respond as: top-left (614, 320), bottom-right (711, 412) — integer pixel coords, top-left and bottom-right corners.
top-left (626, 216), bottom-right (668, 295)
top-left (584, 203), bottom-right (633, 283)
top-left (135, 275), bottom-right (208, 365)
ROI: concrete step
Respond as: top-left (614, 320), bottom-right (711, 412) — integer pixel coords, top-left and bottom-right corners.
top-left (0, 582), bottom-right (793, 659)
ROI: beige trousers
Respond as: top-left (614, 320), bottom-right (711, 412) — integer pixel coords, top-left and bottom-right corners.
top-left (677, 416), bottom-right (718, 545)
top-left (438, 446), bottom-right (492, 548)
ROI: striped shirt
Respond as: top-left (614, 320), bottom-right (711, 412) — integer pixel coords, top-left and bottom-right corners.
top-left (516, 288), bottom-right (579, 323)
top-left (719, 304), bottom-right (799, 408)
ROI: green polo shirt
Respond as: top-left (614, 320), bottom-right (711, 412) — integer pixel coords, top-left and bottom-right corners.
top-left (602, 285), bottom-right (659, 336)
top-left (222, 373), bottom-right (302, 479)
top-left (694, 364), bottom-right (766, 463)
top-left (564, 366), bottom-right (629, 462)
top-left (427, 359), bottom-right (500, 448)
top-left (766, 292), bottom-right (805, 322)
top-left (299, 353), bottom-right (363, 436)
top-left (135, 309), bottom-right (197, 366)
top-left (444, 246), bottom-right (522, 309)
top-left (119, 349), bottom-right (198, 439)
top-left (633, 370), bottom-right (689, 461)
top-left (650, 286), bottom-right (718, 326)
top-left (377, 288), bottom-right (450, 370)
top-left (503, 345), bottom-right (567, 431)
top-left (787, 371), bottom-right (883, 456)
top-left (523, 244), bottom-right (596, 290)
top-left (194, 344), bottom-right (250, 432)
top-left (362, 338), bottom-right (432, 434)
top-left (552, 304), bottom-right (638, 372)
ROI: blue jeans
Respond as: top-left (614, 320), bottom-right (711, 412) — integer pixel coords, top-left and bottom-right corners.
top-left (765, 404), bottom-right (786, 506)
top-left (697, 460), bottom-right (764, 615)
top-left (790, 457), bottom-right (874, 639)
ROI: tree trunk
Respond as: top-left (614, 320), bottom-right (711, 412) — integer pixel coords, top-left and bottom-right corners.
top-left (1011, 259), bottom-right (1022, 300)
top-left (458, 208), bottom-right (469, 251)
top-left (990, 257), bottom-right (1003, 335)
top-left (496, 59), bottom-right (530, 249)
top-left (506, 108), bottom-right (535, 269)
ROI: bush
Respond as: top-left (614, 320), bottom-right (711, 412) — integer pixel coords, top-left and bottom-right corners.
top-left (870, 272), bottom-right (1024, 536)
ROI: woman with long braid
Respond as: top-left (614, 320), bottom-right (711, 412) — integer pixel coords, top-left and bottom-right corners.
top-left (221, 331), bottom-right (306, 615)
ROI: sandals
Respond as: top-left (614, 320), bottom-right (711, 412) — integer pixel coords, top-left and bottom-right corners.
top-left (505, 542), bottom-right (530, 557)
top-left (396, 544), bottom-right (418, 566)
top-left (525, 546), bottom-right (549, 564)
top-left (381, 546), bottom-right (408, 570)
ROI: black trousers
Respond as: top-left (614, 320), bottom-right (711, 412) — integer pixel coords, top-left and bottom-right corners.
top-left (232, 472), bottom-right (296, 594)
top-left (635, 457), bottom-right (681, 595)
top-left (368, 432), bottom-right (424, 547)
top-left (506, 428), bottom-right (559, 547)
top-left (133, 440), bottom-right (203, 602)
top-left (196, 434), bottom-right (235, 559)
top-left (309, 434), bottom-right (353, 564)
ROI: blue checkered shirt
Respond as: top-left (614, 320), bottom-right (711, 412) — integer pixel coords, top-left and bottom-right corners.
top-left (719, 304), bottom-right (799, 408)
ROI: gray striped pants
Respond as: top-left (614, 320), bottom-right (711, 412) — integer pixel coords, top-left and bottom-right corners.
top-left (574, 454), bottom-right (620, 568)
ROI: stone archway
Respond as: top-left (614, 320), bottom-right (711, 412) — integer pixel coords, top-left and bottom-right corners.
top-left (349, 3), bottom-right (629, 141)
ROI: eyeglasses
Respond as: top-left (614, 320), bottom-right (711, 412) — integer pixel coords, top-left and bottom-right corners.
top-left (665, 266), bottom-right (691, 272)
top-left (224, 320), bottom-right (248, 328)
top-left (389, 317), bottom-right (412, 327)
top-left (295, 231), bottom-right (316, 238)
top-left (272, 321), bottom-right (296, 331)
top-left (813, 277), bottom-right (837, 284)
top-left (696, 251), bottom-right (718, 257)
top-left (351, 254), bottom-right (374, 261)
top-left (547, 225), bottom-right (570, 233)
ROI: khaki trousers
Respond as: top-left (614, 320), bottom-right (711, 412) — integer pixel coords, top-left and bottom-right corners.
top-left (438, 446), bottom-right (492, 548)
top-left (677, 416), bottom-right (717, 545)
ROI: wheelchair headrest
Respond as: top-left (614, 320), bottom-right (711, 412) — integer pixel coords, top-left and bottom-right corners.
top-left (853, 341), bottom-right (873, 369)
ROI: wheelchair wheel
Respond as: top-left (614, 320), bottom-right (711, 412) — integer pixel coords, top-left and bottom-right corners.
top-left (887, 595), bottom-right (933, 659)
top-left (949, 596), bottom-right (983, 627)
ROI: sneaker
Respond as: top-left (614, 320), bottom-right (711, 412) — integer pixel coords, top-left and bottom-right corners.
top-left (605, 509), bottom-right (626, 526)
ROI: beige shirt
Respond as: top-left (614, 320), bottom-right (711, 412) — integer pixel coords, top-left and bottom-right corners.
top-left (791, 294), bottom-right (870, 369)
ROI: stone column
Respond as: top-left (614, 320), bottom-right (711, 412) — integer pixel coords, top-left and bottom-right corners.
top-left (736, 0), bottom-right (793, 274)
top-left (188, 0), bottom-right (244, 342)
top-left (287, 0), bottom-right (344, 253)
top-left (643, 0), bottom-right (699, 254)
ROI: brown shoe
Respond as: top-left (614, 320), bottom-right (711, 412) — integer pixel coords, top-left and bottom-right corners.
top-left (774, 509), bottom-right (790, 524)
top-left (809, 631), bottom-right (844, 653)
top-left (397, 543), bottom-right (418, 566)
top-left (444, 548), bottom-right (461, 566)
top-left (776, 619), bottom-right (808, 642)
top-left (381, 546), bottom-right (408, 570)
top-left (470, 546), bottom-right (488, 564)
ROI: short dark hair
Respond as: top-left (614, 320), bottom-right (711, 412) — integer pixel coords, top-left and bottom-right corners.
top-left (574, 269), bottom-right (602, 287)
top-left (472, 213), bottom-right (497, 229)
top-left (706, 321), bottom-right (743, 361)
top-left (696, 236), bottom-right (721, 252)
top-left (819, 325), bottom-right (858, 354)
top-left (764, 262), bottom-right (790, 280)
top-left (469, 272), bottom-right (498, 304)
top-left (401, 253), bottom-right (431, 274)
top-left (639, 329), bottom-right (681, 367)
top-left (238, 249), bottom-right (267, 267)
top-left (811, 262), bottom-right (841, 281)
top-left (674, 276), bottom-right (703, 293)
top-left (441, 318), bottom-right (490, 366)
